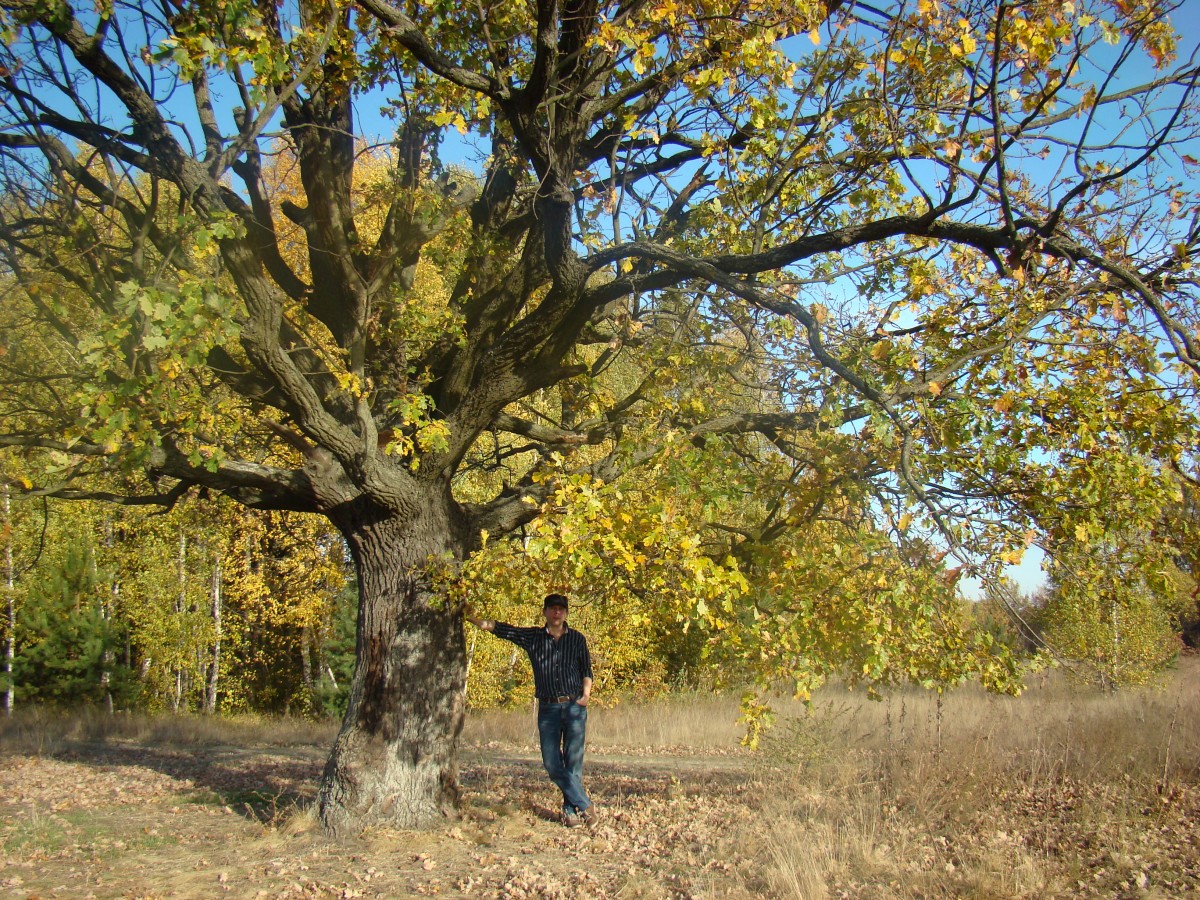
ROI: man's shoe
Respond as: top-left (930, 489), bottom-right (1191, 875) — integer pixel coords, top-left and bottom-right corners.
top-left (581, 805), bottom-right (601, 826)
top-left (562, 809), bottom-right (581, 828)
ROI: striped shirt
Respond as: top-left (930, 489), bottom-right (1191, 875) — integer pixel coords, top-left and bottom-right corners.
top-left (492, 622), bottom-right (593, 700)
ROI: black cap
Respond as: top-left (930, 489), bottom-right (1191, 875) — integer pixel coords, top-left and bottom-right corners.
top-left (543, 593), bottom-right (569, 609)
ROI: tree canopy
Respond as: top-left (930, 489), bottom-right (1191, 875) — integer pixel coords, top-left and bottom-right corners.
top-left (0, 0), bottom-right (1198, 830)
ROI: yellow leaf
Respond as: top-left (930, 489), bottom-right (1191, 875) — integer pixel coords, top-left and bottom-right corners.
top-left (927, 381), bottom-right (942, 396)
top-left (808, 28), bottom-right (821, 45)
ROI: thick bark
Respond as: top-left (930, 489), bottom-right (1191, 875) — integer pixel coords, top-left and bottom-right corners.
top-left (317, 484), bottom-right (473, 834)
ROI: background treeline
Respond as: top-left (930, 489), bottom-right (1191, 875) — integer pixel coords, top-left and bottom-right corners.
top-left (3, 480), bottom-right (1197, 717)
top-left (968, 476), bottom-right (1200, 689)
top-left (1, 490), bottom-right (352, 716)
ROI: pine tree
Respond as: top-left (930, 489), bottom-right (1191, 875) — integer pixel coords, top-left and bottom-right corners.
top-left (15, 539), bottom-right (136, 707)
top-left (312, 583), bottom-right (358, 718)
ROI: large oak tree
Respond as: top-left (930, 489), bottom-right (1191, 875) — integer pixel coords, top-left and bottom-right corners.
top-left (1, 0), bottom-right (1197, 832)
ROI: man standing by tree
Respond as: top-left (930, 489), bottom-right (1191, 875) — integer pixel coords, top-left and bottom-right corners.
top-left (467, 594), bottom-right (597, 827)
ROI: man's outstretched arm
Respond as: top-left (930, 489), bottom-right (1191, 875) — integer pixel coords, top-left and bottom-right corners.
top-left (464, 606), bottom-right (495, 631)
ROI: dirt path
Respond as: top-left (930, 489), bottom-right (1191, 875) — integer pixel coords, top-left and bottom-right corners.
top-left (0, 741), bottom-right (769, 899)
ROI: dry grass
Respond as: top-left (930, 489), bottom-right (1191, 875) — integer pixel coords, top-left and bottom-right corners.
top-left (749, 658), bottom-right (1200, 898)
top-left (0, 705), bottom-right (337, 756)
top-left (463, 690), bottom-right (750, 750)
top-left (461, 659), bottom-right (1200, 896)
top-left (2, 660), bottom-right (1198, 898)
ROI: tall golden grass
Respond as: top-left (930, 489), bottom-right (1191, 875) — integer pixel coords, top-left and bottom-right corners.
top-left (462, 690), bottom-right (752, 749)
top-left (752, 660), bottom-right (1200, 898)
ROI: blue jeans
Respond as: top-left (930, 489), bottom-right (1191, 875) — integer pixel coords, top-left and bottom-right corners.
top-left (537, 700), bottom-right (591, 814)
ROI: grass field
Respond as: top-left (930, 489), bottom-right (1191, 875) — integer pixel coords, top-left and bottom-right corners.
top-left (1, 658), bottom-right (1197, 898)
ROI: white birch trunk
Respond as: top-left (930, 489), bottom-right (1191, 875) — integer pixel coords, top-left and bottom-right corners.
top-left (173, 530), bottom-right (187, 713)
top-left (205, 553), bottom-right (222, 714)
top-left (3, 487), bottom-right (14, 716)
top-left (301, 622), bottom-right (314, 711)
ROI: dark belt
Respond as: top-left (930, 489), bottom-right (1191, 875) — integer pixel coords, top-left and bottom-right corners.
top-left (539, 695), bottom-right (576, 703)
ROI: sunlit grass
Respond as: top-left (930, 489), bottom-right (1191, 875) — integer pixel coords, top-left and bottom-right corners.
top-left (0, 706), bottom-right (338, 755)
top-left (462, 689), bottom-right (753, 750)
top-left (750, 658), bottom-right (1200, 898)
top-left (3, 658), bottom-right (1197, 897)
top-left (465, 659), bottom-right (1199, 896)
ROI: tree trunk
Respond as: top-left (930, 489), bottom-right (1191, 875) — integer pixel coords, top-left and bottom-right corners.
top-left (173, 530), bottom-right (187, 713)
top-left (317, 486), bottom-right (472, 834)
top-left (3, 486), bottom-right (14, 716)
top-left (300, 622), bottom-right (315, 713)
top-left (206, 553), bottom-right (222, 715)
